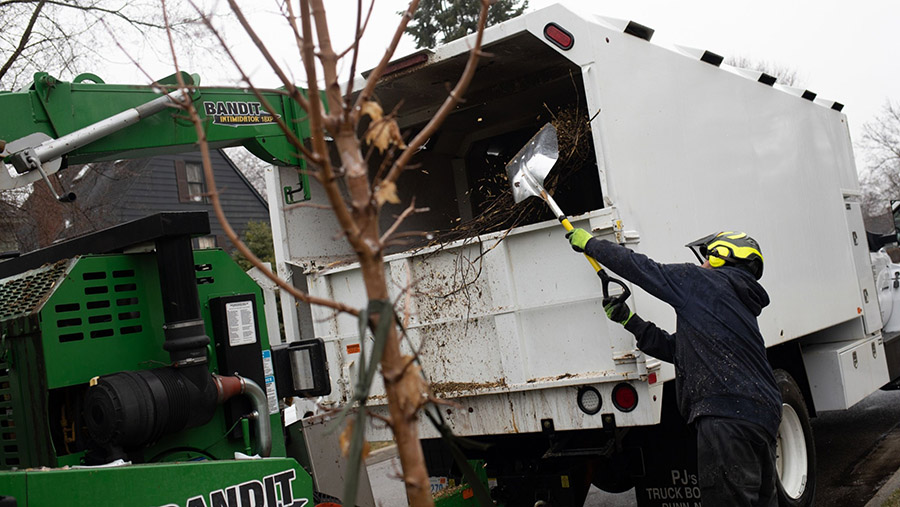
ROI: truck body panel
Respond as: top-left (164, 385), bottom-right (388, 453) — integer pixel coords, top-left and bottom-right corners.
top-left (304, 210), bottom-right (665, 438)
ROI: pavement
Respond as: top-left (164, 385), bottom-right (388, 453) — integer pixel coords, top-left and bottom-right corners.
top-left (367, 443), bottom-right (900, 507)
top-left (867, 469), bottom-right (900, 507)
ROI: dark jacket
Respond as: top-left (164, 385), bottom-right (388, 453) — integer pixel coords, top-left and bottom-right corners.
top-left (584, 238), bottom-right (782, 438)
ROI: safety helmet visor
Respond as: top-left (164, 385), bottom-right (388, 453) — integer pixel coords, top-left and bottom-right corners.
top-left (685, 233), bottom-right (718, 264)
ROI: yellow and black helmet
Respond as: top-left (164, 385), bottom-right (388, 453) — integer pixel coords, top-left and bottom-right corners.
top-left (685, 231), bottom-right (764, 279)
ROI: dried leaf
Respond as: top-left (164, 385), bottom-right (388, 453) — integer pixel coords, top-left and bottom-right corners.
top-left (364, 117), bottom-right (407, 154)
top-left (364, 119), bottom-right (392, 153)
top-left (360, 100), bottom-right (383, 121)
top-left (387, 120), bottom-right (407, 150)
top-left (374, 181), bottom-right (401, 205)
top-left (339, 419), bottom-right (371, 459)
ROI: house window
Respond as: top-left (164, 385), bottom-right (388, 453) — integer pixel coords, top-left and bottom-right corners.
top-left (186, 163), bottom-right (206, 202)
top-left (175, 160), bottom-right (208, 203)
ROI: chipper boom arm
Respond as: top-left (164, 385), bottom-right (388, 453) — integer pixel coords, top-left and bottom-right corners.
top-left (0, 71), bottom-right (310, 196)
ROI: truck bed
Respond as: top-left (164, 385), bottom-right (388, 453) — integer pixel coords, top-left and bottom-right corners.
top-left (303, 209), bottom-right (665, 438)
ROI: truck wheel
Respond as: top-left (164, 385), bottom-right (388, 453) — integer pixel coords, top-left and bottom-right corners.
top-left (774, 369), bottom-right (816, 507)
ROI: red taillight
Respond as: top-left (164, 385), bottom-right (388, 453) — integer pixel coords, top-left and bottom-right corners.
top-left (612, 383), bottom-right (638, 412)
top-left (544, 23), bottom-right (574, 50)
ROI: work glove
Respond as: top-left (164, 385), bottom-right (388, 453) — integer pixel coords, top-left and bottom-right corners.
top-left (566, 228), bottom-right (593, 252)
top-left (603, 297), bottom-right (634, 326)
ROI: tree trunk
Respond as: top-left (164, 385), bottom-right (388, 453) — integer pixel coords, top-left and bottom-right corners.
top-left (337, 127), bottom-right (434, 506)
top-left (361, 256), bottom-right (433, 506)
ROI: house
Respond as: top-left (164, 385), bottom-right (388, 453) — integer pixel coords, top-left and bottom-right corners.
top-left (14, 149), bottom-right (269, 254)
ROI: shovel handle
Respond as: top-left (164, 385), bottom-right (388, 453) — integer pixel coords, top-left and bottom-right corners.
top-left (560, 218), bottom-right (603, 272)
top-left (560, 218), bottom-right (631, 304)
top-left (599, 270), bottom-right (632, 306)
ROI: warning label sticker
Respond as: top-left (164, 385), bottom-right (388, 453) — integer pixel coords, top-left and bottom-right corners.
top-left (225, 300), bottom-right (256, 346)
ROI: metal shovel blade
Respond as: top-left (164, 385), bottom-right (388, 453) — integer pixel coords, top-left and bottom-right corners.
top-left (505, 123), bottom-right (560, 203)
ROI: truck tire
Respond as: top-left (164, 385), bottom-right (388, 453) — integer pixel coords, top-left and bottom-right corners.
top-left (774, 369), bottom-right (816, 507)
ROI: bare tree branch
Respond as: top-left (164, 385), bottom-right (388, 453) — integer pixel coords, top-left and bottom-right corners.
top-left (1, 0), bottom-right (218, 90)
top-left (0, 0), bottom-right (45, 81)
top-left (164, 2), bottom-right (497, 504)
top-left (162, 0), bottom-right (359, 318)
top-left (309, 0), bottom-right (343, 115)
top-left (296, 0), bottom-right (363, 252)
top-left (381, 0), bottom-right (491, 187)
top-left (353, 0), bottom-right (421, 115)
top-left (340, 0), bottom-right (374, 112)
top-left (190, 0), bottom-right (316, 163)
top-left (1, 0), bottom-right (180, 29)
top-left (380, 200), bottom-right (428, 244)
top-left (860, 100), bottom-right (900, 217)
top-left (225, 0), bottom-right (311, 113)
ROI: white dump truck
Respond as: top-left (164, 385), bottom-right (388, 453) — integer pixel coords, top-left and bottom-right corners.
top-left (267, 4), bottom-right (900, 506)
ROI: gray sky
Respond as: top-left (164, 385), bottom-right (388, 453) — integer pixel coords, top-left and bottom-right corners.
top-left (127, 1), bottom-right (898, 168)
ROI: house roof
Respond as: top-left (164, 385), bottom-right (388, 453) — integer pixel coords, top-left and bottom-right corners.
top-left (219, 150), bottom-right (269, 208)
top-left (16, 149), bottom-right (270, 252)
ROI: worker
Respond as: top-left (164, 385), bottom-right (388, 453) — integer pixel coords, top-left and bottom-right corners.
top-left (566, 229), bottom-right (782, 507)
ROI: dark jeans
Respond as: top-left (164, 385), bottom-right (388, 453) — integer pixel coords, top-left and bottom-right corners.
top-left (696, 416), bottom-right (778, 507)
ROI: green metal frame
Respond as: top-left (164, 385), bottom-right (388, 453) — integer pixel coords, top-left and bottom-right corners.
top-left (0, 457), bottom-right (313, 507)
top-left (1, 72), bottom-right (313, 201)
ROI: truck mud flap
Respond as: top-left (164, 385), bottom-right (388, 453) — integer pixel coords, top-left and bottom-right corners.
top-left (631, 385), bottom-right (701, 507)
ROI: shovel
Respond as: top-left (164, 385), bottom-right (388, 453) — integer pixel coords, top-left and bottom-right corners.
top-left (505, 123), bottom-right (630, 305)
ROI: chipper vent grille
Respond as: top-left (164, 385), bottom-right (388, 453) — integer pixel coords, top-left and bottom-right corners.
top-left (0, 357), bottom-right (18, 467)
top-left (51, 266), bottom-right (146, 343)
top-left (0, 259), bottom-right (71, 322)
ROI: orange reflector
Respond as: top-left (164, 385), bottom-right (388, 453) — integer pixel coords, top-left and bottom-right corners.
top-left (346, 343), bottom-right (361, 354)
top-left (544, 23), bottom-right (574, 50)
top-left (463, 488), bottom-right (474, 499)
top-left (858, 307), bottom-right (863, 314)
top-left (612, 383), bottom-right (638, 412)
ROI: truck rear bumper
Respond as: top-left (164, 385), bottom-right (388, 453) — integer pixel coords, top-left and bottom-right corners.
top-left (364, 372), bottom-right (667, 440)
